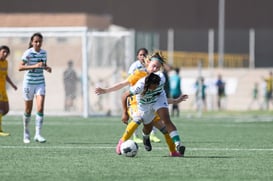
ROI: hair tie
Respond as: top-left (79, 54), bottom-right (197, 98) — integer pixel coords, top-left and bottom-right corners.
top-left (151, 57), bottom-right (164, 64)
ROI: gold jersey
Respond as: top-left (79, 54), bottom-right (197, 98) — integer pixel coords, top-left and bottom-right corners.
top-left (126, 69), bottom-right (161, 122)
top-left (0, 60), bottom-right (8, 101)
top-left (126, 70), bottom-right (148, 107)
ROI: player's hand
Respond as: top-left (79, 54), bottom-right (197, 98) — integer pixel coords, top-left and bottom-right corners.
top-left (121, 112), bottom-right (129, 125)
top-left (175, 94), bottom-right (189, 104)
top-left (13, 85), bottom-right (18, 90)
top-left (45, 66), bottom-right (52, 73)
top-left (95, 87), bottom-right (106, 95)
top-left (36, 62), bottom-right (44, 68)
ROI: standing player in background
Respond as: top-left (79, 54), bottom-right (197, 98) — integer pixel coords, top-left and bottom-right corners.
top-left (215, 74), bottom-right (225, 110)
top-left (262, 71), bottom-right (273, 110)
top-left (248, 82), bottom-right (261, 110)
top-left (128, 48), bottom-right (161, 143)
top-left (19, 32), bottom-right (52, 143)
top-left (0, 45), bottom-right (18, 136)
top-left (63, 60), bottom-right (78, 111)
top-left (195, 76), bottom-right (207, 112)
top-left (169, 67), bottom-right (182, 117)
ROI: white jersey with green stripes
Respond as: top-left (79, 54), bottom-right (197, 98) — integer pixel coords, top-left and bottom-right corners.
top-left (129, 71), bottom-right (166, 105)
top-left (21, 47), bottom-right (47, 86)
top-left (127, 60), bottom-right (146, 75)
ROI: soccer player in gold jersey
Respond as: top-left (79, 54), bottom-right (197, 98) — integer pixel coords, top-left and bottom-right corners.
top-left (0, 45), bottom-right (18, 136)
top-left (96, 51), bottom-right (188, 156)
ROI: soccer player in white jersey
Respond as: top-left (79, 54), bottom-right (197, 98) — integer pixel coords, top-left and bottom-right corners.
top-left (128, 48), bottom-right (161, 143)
top-left (121, 71), bottom-right (186, 156)
top-left (127, 48), bottom-right (147, 143)
top-left (96, 52), bottom-right (187, 156)
top-left (127, 48), bottom-right (147, 74)
top-left (18, 32), bottom-right (52, 144)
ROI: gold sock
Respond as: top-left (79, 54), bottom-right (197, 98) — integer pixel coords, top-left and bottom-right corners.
top-left (121, 121), bottom-right (139, 141)
top-left (164, 133), bottom-right (176, 153)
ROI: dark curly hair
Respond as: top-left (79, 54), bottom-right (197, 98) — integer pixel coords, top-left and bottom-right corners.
top-left (0, 45), bottom-right (10, 55)
top-left (142, 73), bottom-right (161, 96)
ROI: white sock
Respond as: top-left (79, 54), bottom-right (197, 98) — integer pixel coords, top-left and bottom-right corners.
top-left (169, 130), bottom-right (182, 147)
top-left (35, 114), bottom-right (43, 136)
top-left (23, 115), bottom-right (31, 133)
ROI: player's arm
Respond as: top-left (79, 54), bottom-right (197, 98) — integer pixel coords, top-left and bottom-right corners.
top-left (6, 75), bottom-right (17, 90)
top-left (95, 79), bottom-right (130, 95)
top-left (121, 90), bottom-right (132, 124)
top-left (167, 94), bottom-right (189, 104)
top-left (18, 61), bottom-right (44, 71)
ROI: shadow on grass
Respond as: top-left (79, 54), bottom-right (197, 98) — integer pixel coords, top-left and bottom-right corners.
top-left (162, 155), bottom-right (234, 158)
top-left (184, 155), bottom-right (234, 158)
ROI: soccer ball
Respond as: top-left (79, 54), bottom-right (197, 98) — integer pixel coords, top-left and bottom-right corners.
top-left (120, 140), bottom-right (138, 157)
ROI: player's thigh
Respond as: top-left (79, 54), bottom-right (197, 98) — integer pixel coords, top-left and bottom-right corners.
top-left (152, 115), bottom-right (165, 130)
top-left (35, 95), bottom-right (45, 113)
top-left (156, 107), bottom-right (177, 131)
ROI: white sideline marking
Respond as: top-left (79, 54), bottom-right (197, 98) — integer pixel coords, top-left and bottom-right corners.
top-left (1, 146), bottom-right (273, 151)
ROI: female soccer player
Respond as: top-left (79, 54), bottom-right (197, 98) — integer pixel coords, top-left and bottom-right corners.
top-left (128, 48), bottom-right (161, 143)
top-left (118, 62), bottom-right (186, 156)
top-left (96, 51), bottom-right (187, 156)
top-left (121, 72), bottom-right (162, 148)
top-left (18, 32), bottom-right (52, 143)
top-left (0, 45), bottom-right (17, 136)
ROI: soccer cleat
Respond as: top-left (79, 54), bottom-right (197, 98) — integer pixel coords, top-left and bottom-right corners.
top-left (0, 131), bottom-right (10, 136)
top-left (143, 135), bottom-right (152, 151)
top-left (133, 136), bottom-right (143, 144)
top-left (150, 133), bottom-right (161, 143)
top-left (34, 135), bottom-right (46, 143)
top-left (170, 151), bottom-right (182, 157)
top-left (176, 144), bottom-right (186, 156)
top-left (23, 138), bottom-right (30, 144)
top-left (116, 139), bottom-right (123, 155)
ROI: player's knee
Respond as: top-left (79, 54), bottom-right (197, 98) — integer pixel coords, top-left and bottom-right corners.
top-left (132, 119), bottom-right (141, 125)
top-left (159, 126), bottom-right (168, 134)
